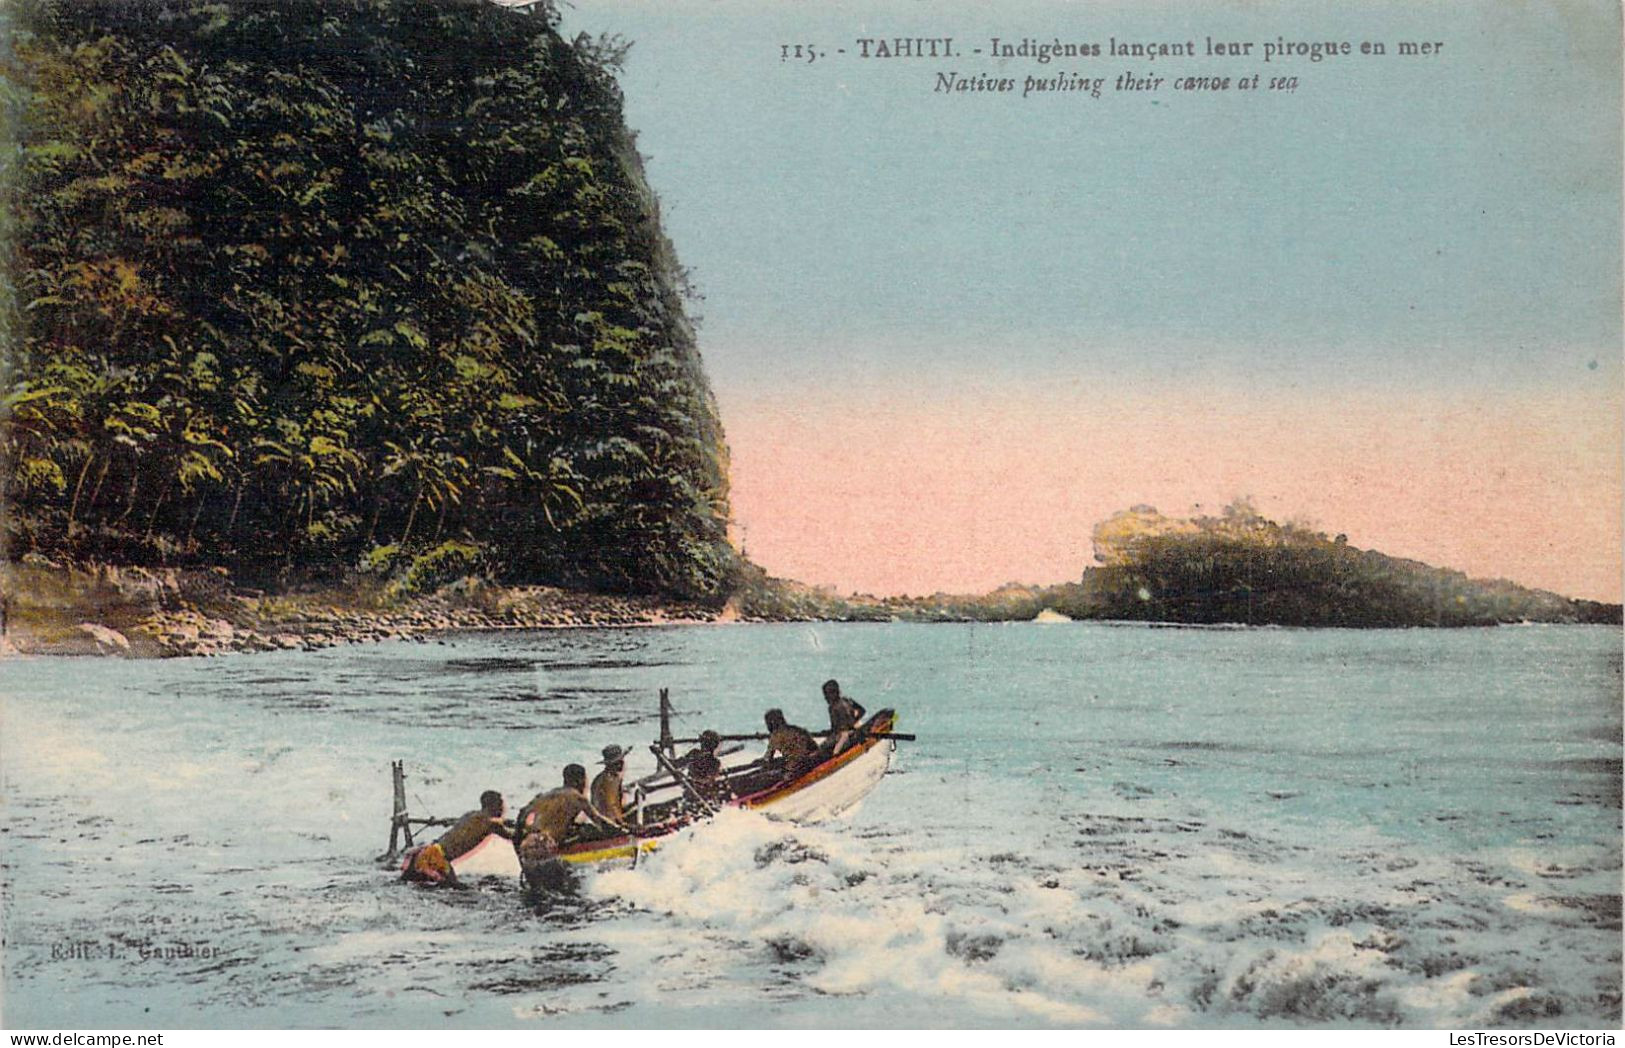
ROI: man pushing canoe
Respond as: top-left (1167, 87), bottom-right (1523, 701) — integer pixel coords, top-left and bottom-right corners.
top-left (400, 790), bottom-right (513, 887)
top-left (513, 764), bottom-right (626, 888)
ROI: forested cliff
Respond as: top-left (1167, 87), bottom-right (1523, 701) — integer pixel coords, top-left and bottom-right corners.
top-left (2, 0), bottom-right (737, 602)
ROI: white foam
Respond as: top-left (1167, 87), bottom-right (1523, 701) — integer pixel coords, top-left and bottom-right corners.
top-left (587, 808), bottom-right (1170, 1025)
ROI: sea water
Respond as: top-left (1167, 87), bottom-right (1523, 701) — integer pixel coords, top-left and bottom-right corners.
top-left (1, 623), bottom-right (1619, 1028)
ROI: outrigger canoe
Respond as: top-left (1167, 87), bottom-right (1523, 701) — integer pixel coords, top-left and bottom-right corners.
top-left (443, 706), bottom-right (903, 878)
top-left (458, 701), bottom-right (903, 877)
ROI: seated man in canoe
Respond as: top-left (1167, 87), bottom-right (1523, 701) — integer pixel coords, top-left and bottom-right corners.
top-left (513, 764), bottom-right (625, 887)
top-left (763, 708), bottom-right (819, 781)
top-left (590, 744), bottom-right (629, 826)
top-left (681, 729), bottom-right (732, 807)
top-left (820, 679), bottom-right (867, 756)
top-left (401, 790), bottom-right (512, 887)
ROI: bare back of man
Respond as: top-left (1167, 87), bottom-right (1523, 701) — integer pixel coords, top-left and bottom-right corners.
top-left (513, 764), bottom-right (624, 891)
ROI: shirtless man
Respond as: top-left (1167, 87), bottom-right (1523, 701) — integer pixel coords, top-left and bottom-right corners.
top-left (513, 764), bottom-right (624, 888)
top-left (590, 745), bottom-right (628, 824)
top-left (821, 679), bottom-right (867, 756)
top-left (682, 729), bottom-right (730, 806)
top-left (762, 708), bottom-right (818, 781)
top-left (401, 790), bottom-right (512, 887)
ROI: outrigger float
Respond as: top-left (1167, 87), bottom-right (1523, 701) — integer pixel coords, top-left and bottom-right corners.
top-left (381, 689), bottom-right (913, 879)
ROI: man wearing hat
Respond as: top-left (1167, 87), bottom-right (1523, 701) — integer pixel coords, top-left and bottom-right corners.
top-left (590, 744), bottom-right (629, 824)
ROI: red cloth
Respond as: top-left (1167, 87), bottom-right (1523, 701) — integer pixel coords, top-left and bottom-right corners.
top-left (400, 842), bottom-right (452, 883)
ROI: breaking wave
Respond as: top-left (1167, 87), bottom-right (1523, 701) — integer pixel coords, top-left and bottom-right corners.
top-left (585, 804), bottom-right (1621, 1028)
top-left (3, 623), bottom-right (1619, 1028)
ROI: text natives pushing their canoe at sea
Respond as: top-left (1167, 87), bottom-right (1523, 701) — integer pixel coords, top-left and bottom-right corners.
top-left (387, 680), bottom-right (913, 889)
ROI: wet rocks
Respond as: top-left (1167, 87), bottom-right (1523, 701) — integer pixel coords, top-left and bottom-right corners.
top-left (3, 563), bottom-right (723, 659)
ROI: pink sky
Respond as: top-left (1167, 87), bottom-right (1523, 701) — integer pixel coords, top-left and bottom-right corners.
top-left (720, 379), bottom-right (1623, 603)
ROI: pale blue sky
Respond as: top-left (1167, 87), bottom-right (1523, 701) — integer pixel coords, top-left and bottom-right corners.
top-left (560, 0), bottom-right (1622, 397)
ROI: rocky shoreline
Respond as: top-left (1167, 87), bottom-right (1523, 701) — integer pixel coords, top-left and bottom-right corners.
top-left (1, 561), bottom-right (727, 659)
top-left (7, 553), bottom-right (1618, 659)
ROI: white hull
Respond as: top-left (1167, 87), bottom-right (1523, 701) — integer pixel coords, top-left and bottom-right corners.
top-left (451, 831), bottom-right (522, 878)
top-left (750, 737), bottom-right (894, 822)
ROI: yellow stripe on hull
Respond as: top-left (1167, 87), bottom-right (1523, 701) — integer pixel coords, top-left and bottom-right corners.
top-left (560, 837), bottom-right (660, 865)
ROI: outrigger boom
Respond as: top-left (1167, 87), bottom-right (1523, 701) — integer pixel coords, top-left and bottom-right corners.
top-left (667, 730), bottom-right (916, 744)
top-left (384, 689), bottom-right (911, 879)
top-left (379, 759), bottom-right (466, 861)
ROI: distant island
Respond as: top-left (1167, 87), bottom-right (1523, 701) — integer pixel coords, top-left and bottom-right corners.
top-left (735, 502), bottom-right (1622, 629)
top-left (0, 1), bottom-right (1616, 657)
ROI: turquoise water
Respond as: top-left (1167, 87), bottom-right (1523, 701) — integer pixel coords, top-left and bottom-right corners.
top-left (1, 623), bottom-right (1619, 1028)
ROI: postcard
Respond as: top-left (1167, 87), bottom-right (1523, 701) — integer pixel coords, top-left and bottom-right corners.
top-left (1, 0), bottom-right (1619, 1034)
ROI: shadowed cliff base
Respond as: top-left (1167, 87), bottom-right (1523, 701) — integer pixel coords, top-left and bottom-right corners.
top-left (1, 559), bottom-right (723, 658)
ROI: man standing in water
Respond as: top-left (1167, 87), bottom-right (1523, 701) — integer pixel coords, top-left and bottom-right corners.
top-left (590, 745), bottom-right (628, 825)
top-left (821, 679), bottom-right (867, 756)
top-left (513, 764), bottom-right (625, 888)
top-left (401, 789), bottom-right (512, 887)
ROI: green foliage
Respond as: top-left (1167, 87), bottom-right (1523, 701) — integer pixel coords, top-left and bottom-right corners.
top-left (1054, 505), bottom-right (1619, 627)
top-left (387, 539), bottom-right (483, 601)
top-left (3, 0), bottom-right (737, 602)
top-left (357, 542), bottom-right (400, 575)
top-left (733, 507), bottom-right (1620, 627)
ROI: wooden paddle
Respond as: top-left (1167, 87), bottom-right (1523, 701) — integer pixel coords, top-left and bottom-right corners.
top-left (632, 743), bottom-right (744, 788)
top-left (648, 745), bottom-right (719, 816)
